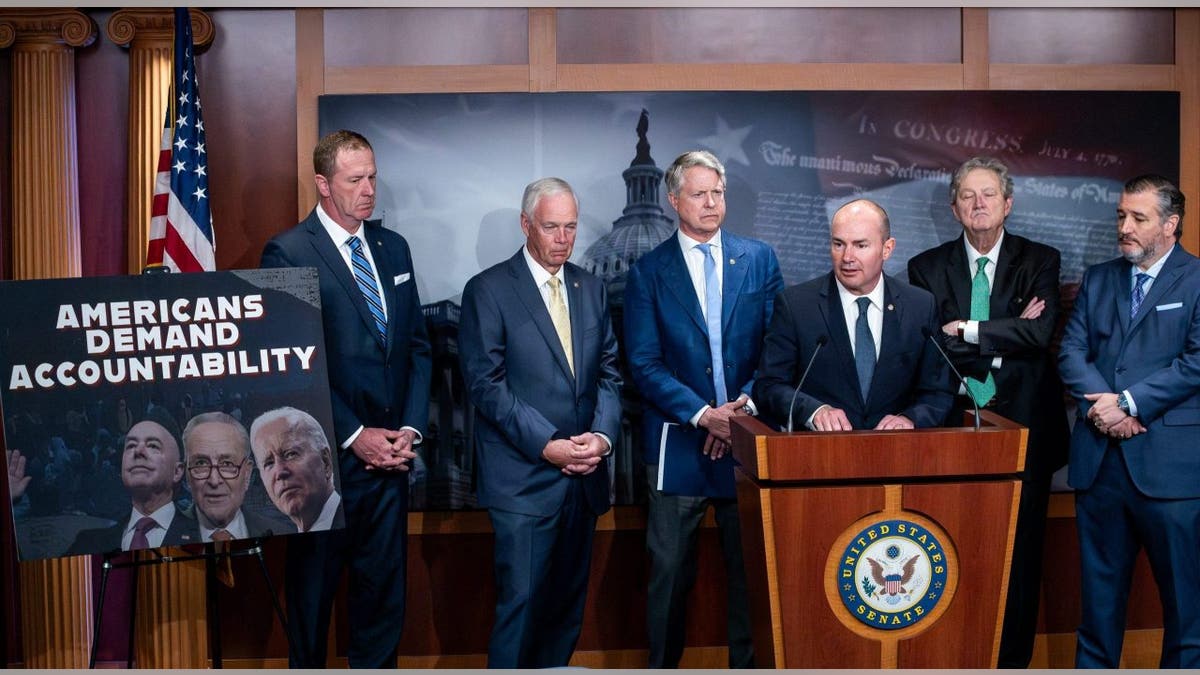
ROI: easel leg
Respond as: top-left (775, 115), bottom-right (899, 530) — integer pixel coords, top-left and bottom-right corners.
top-left (125, 553), bottom-right (138, 669)
top-left (88, 555), bottom-right (111, 669)
top-left (204, 544), bottom-right (223, 669)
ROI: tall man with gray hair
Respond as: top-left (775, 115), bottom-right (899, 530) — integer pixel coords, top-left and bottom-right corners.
top-left (459, 177), bottom-right (623, 668)
top-left (908, 156), bottom-right (1069, 667)
top-left (625, 150), bottom-right (783, 667)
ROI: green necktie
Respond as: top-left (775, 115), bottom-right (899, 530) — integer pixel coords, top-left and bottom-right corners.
top-left (965, 256), bottom-right (996, 406)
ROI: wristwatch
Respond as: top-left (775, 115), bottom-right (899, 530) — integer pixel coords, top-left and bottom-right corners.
top-left (739, 403), bottom-right (755, 416)
top-left (1116, 392), bottom-right (1131, 414)
top-left (956, 321), bottom-right (967, 339)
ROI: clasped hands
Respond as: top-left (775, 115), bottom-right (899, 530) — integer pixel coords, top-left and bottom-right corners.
top-left (1085, 392), bottom-right (1146, 440)
top-left (351, 427), bottom-right (418, 471)
top-left (543, 433), bottom-right (609, 476)
top-left (697, 396), bottom-right (753, 460)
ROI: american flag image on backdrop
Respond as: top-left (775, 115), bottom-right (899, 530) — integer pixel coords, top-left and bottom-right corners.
top-left (147, 7), bottom-right (215, 273)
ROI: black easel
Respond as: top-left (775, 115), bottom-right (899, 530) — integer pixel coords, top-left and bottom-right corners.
top-left (87, 539), bottom-right (287, 669)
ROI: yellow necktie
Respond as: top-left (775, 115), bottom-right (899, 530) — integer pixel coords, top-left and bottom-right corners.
top-left (548, 276), bottom-right (574, 376)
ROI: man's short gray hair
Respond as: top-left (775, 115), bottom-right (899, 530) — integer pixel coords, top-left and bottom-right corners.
top-left (949, 156), bottom-right (1014, 203)
top-left (521, 177), bottom-right (578, 220)
top-left (664, 150), bottom-right (726, 196)
top-left (183, 411), bottom-right (250, 460)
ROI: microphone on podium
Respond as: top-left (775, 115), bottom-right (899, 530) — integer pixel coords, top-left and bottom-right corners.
top-left (922, 326), bottom-right (981, 430)
top-left (785, 335), bottom-right (829, 433)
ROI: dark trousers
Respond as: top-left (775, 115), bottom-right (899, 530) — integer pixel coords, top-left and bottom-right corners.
top-left (997, 470), bottom-right (1053, 667)
top-left (1075, 446), bottom-right (1200, 669)
top-left (644, 464), bottom-right (754, 668)
top-left (284, 475), bottom-right (408, 668)
top-left (486, 479), bottom-right (597, 669)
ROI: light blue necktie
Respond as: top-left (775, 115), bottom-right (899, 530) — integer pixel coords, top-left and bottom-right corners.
top-left (854, 296), bottom-right (875, 401)
top-left (1130, 272), bottom-right (1150, 319)
top-left (347, 236), bottom-right (387, 341)
top-left (697, 243), bottom-right (727, 405)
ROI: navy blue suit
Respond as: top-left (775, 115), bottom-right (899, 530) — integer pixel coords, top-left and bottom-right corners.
top-left (754, 272), bottom-right (953, 430)
top-left (459, 249), bottom-right (622, 668)
top-left (1059, 244), bottom-right (1200, 668)
top-left (261, 209), bottom-right (431, 668)
top-left (623, 231), bottom-right (782, 667)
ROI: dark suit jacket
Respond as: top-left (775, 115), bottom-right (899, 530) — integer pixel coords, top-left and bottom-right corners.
top-left (66, 507), bottom-right (200, 556)
top-left (459, 249), bottom-right (623, 518)
top-left (754, 272), bottom-right (953, 430)
top-left (260, 209), bottom-right (432, 491)
top-left (1059, 244), bottom-right (1200, 498)
top-left (908, 232), bottom-right (1069, 477)
top-left (623, 231), bottom-right (783, 478)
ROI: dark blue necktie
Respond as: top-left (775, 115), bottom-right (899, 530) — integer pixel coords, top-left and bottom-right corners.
top-left (1130, 272), bottom-right (1150, 319)
top-left (347, 236), bottom-right (387, 340)
top-left (854, 296), bottom-right (875, 400)
top-left (697, 243), bottom-right (727, 405)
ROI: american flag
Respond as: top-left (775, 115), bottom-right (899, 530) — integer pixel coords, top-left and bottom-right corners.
top-left (146, 8), bottom-right (215, 273)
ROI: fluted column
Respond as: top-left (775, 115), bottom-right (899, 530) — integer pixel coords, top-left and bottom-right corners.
top-left (107, 9), bottom-right (213, 275)
top-left (133, 557), bottom-right (208, 668)
top-left (0, 9), bottom-right (94, 281)
top-left (16, 556), bottom-right (93, 668)
top-left (0, 13), bottom-right (96, 666)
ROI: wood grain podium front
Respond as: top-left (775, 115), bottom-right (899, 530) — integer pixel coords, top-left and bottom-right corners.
top-left (731, 411), bottom-right (1027, 668)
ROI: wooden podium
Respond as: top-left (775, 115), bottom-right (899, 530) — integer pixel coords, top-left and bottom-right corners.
top-left (731, 411), bottom-right (1027, 668)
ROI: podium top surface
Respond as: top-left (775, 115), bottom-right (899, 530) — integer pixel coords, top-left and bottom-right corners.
top-left (730, 411), bottom-right (1027, 484)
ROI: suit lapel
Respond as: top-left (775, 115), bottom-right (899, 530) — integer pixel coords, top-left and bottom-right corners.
top-left (658, 243), bottom-right (707, 335)
top-left (1114, 260), bottom-right (1134, 333)
top-left (721, 235), bottom-right (749, 333)
top-left (565, 268), bottom-right (586, 391)
top-left (1130, 245), bottom-right (1185, 334)
top-left (990, 234), bottom-right (1020, 315)
top-left (945, 237), bottom-right (972, 319)
top-left (874, 279), bottom-right (902, 403)
top-left (508, 252), bottom-right (575, 383)
top-left (820, 275), bottom-right (859, 394)
top-left (305, 216), bottom-right (386, 350)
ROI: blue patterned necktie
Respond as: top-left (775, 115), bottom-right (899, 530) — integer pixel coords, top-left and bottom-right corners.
top-left (347, 236), bottom-right (387, 340)
top-left (854, 296), bottom-right (875, 401)
top-left (965, 256), bottom-right (997, 406)
top-left (1130, 272), bottom-right (1150, 319)
top-left (697, 243), bottom-right (727, 405)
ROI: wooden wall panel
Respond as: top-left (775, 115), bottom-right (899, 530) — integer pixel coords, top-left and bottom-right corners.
top-left (204, 8), bottom-right (297, 271)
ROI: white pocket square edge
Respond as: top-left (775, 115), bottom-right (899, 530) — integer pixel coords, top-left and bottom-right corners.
top-left (394, 273), bottom-right (411, 285)
top-left (1155, 302), bottom-right (1183, 311)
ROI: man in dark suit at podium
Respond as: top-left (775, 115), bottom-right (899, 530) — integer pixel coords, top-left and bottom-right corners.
top-left (459, 177), bottom-right (622, 668)
top-left (907, 156), bottom-right (1069, 668)
top-left (1059, 174), bottom-right (1200, 668)
top-left (755, 199), bottom-right (952, 431)
top-left (260, 130), bottom-right (432, 668)
top-left (68, 410), bottom-right (199, 554)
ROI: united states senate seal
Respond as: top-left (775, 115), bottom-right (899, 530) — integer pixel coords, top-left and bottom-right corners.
top-left (832, 517), bottom-right (953, 631)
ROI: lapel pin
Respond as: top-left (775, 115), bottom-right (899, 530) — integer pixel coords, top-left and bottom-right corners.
top-left (887, 304), bottom-right (894, 311)
top-left (573, 281), bottom-right (580, 288)
top-left (729, 258), bottom-right (736, 265)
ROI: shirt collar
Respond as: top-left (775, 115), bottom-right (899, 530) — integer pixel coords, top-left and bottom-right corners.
top-left (127, 501), bottom-right (176, 535)
top-left (1132, 243), bottom-right (1174, 280)
top-left (309, 491), bottom-right (342, 532)
top-left (835, 275), bottom-right (886, 312)
top-left (963, 229), bottom-right (1005, 270)
top-left (522, 245), bottom-right (565, 288)
top-left (316, 203), bottom-right (364, 249)
top-left (677, 228), bottom-right (722, 254)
